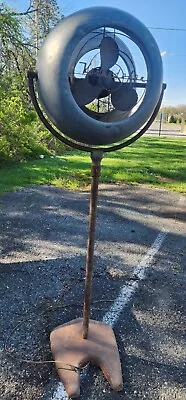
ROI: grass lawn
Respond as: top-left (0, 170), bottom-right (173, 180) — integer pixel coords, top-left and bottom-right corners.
top-left (0, 136), bottom-right (186, 194)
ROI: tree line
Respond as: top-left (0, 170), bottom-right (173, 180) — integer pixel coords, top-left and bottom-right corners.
top-left (160, 105), bottom-right (186, 123)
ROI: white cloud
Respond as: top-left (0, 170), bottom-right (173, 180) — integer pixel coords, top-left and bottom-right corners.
top-left (161, 51), bottom-right (167, 57)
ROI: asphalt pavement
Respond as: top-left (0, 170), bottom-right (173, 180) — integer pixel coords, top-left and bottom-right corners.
top-left (0, 184), bottom-right (185, 400)
top-left (146, 121), bottom-right (186, 137)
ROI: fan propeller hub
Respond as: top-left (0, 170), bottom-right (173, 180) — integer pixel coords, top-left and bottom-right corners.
top-left (87, 68), bottom-right (117, 91)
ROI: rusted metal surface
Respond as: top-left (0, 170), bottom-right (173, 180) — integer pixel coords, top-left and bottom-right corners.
top-left (50, 318), bottom-right (123, 398)
top-left (82, 151), bottom-right (103, 339)
top-left (49, 152), bottom-right (123, 399)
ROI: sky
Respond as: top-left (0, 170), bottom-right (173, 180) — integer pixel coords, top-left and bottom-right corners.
top-left (6, 0), bottom-right (186, 106)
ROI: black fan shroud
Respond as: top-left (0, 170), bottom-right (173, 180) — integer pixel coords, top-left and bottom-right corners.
top-left (36, 7), bottom-right (163, 146)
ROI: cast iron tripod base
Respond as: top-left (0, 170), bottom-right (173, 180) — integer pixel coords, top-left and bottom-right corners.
top-left (50, 318), bottom-right (123, 398)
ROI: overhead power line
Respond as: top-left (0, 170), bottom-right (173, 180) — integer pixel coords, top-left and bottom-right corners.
top-left (148, 26), bottom-right (186, 31)
top-left (161, 53), bottom-right (186, 57)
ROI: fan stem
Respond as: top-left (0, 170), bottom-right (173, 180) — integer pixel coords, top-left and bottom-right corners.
top-left (82, 150), bottom-right (103, 339)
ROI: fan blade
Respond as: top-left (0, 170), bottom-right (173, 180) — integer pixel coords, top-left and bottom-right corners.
top-left (71, 78), bottom-right (102, 106)
top-left (100, 36), bottom-right (119, 70)
top-left (111, 84), bottom-right (138, 111)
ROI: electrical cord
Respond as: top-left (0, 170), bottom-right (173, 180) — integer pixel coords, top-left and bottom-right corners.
top-left (2, 299), bottom-right (115, 371)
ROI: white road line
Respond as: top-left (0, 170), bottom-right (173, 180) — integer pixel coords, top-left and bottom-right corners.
top-left (50, 231), bottom-right (167, 400)
top-left (103, 232), bottom-right (166, 325)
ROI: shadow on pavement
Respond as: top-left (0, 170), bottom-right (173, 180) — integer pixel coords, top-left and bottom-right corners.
top-left (0, 185), bottom-right (185, 399)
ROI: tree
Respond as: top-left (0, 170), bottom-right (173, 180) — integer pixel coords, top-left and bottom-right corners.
top-left (27, 0), bottom-right (62, 59)
top-left (169, 115), bottom-right (177, 124)
top-left (0, 0), bottom-right (62, 75)
top-left (0, 3), bottom-right (34, 74)
top-left (0, 2), bottom-right (66, 163)
top-left (161, 104), bottom-right (186, 121)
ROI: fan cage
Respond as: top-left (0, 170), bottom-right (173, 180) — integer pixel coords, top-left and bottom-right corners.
top-left (69, 27), bottom-right (148, 123)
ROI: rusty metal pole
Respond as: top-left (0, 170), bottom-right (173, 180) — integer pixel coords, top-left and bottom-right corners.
top-left (82, 150), bottom-right (103, 339)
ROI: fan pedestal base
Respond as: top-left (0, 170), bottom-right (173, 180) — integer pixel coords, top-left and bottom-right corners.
top-left (50, 318), bottom-right (123, 398)
top-left (50, 151), bottom-right (123, 397)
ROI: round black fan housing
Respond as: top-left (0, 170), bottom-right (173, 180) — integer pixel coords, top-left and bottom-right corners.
top-left (36, 7), bottom-right (163, 146)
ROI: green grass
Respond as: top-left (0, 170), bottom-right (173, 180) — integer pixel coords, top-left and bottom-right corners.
top-left (0, 137), bottom-right (186, 194)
